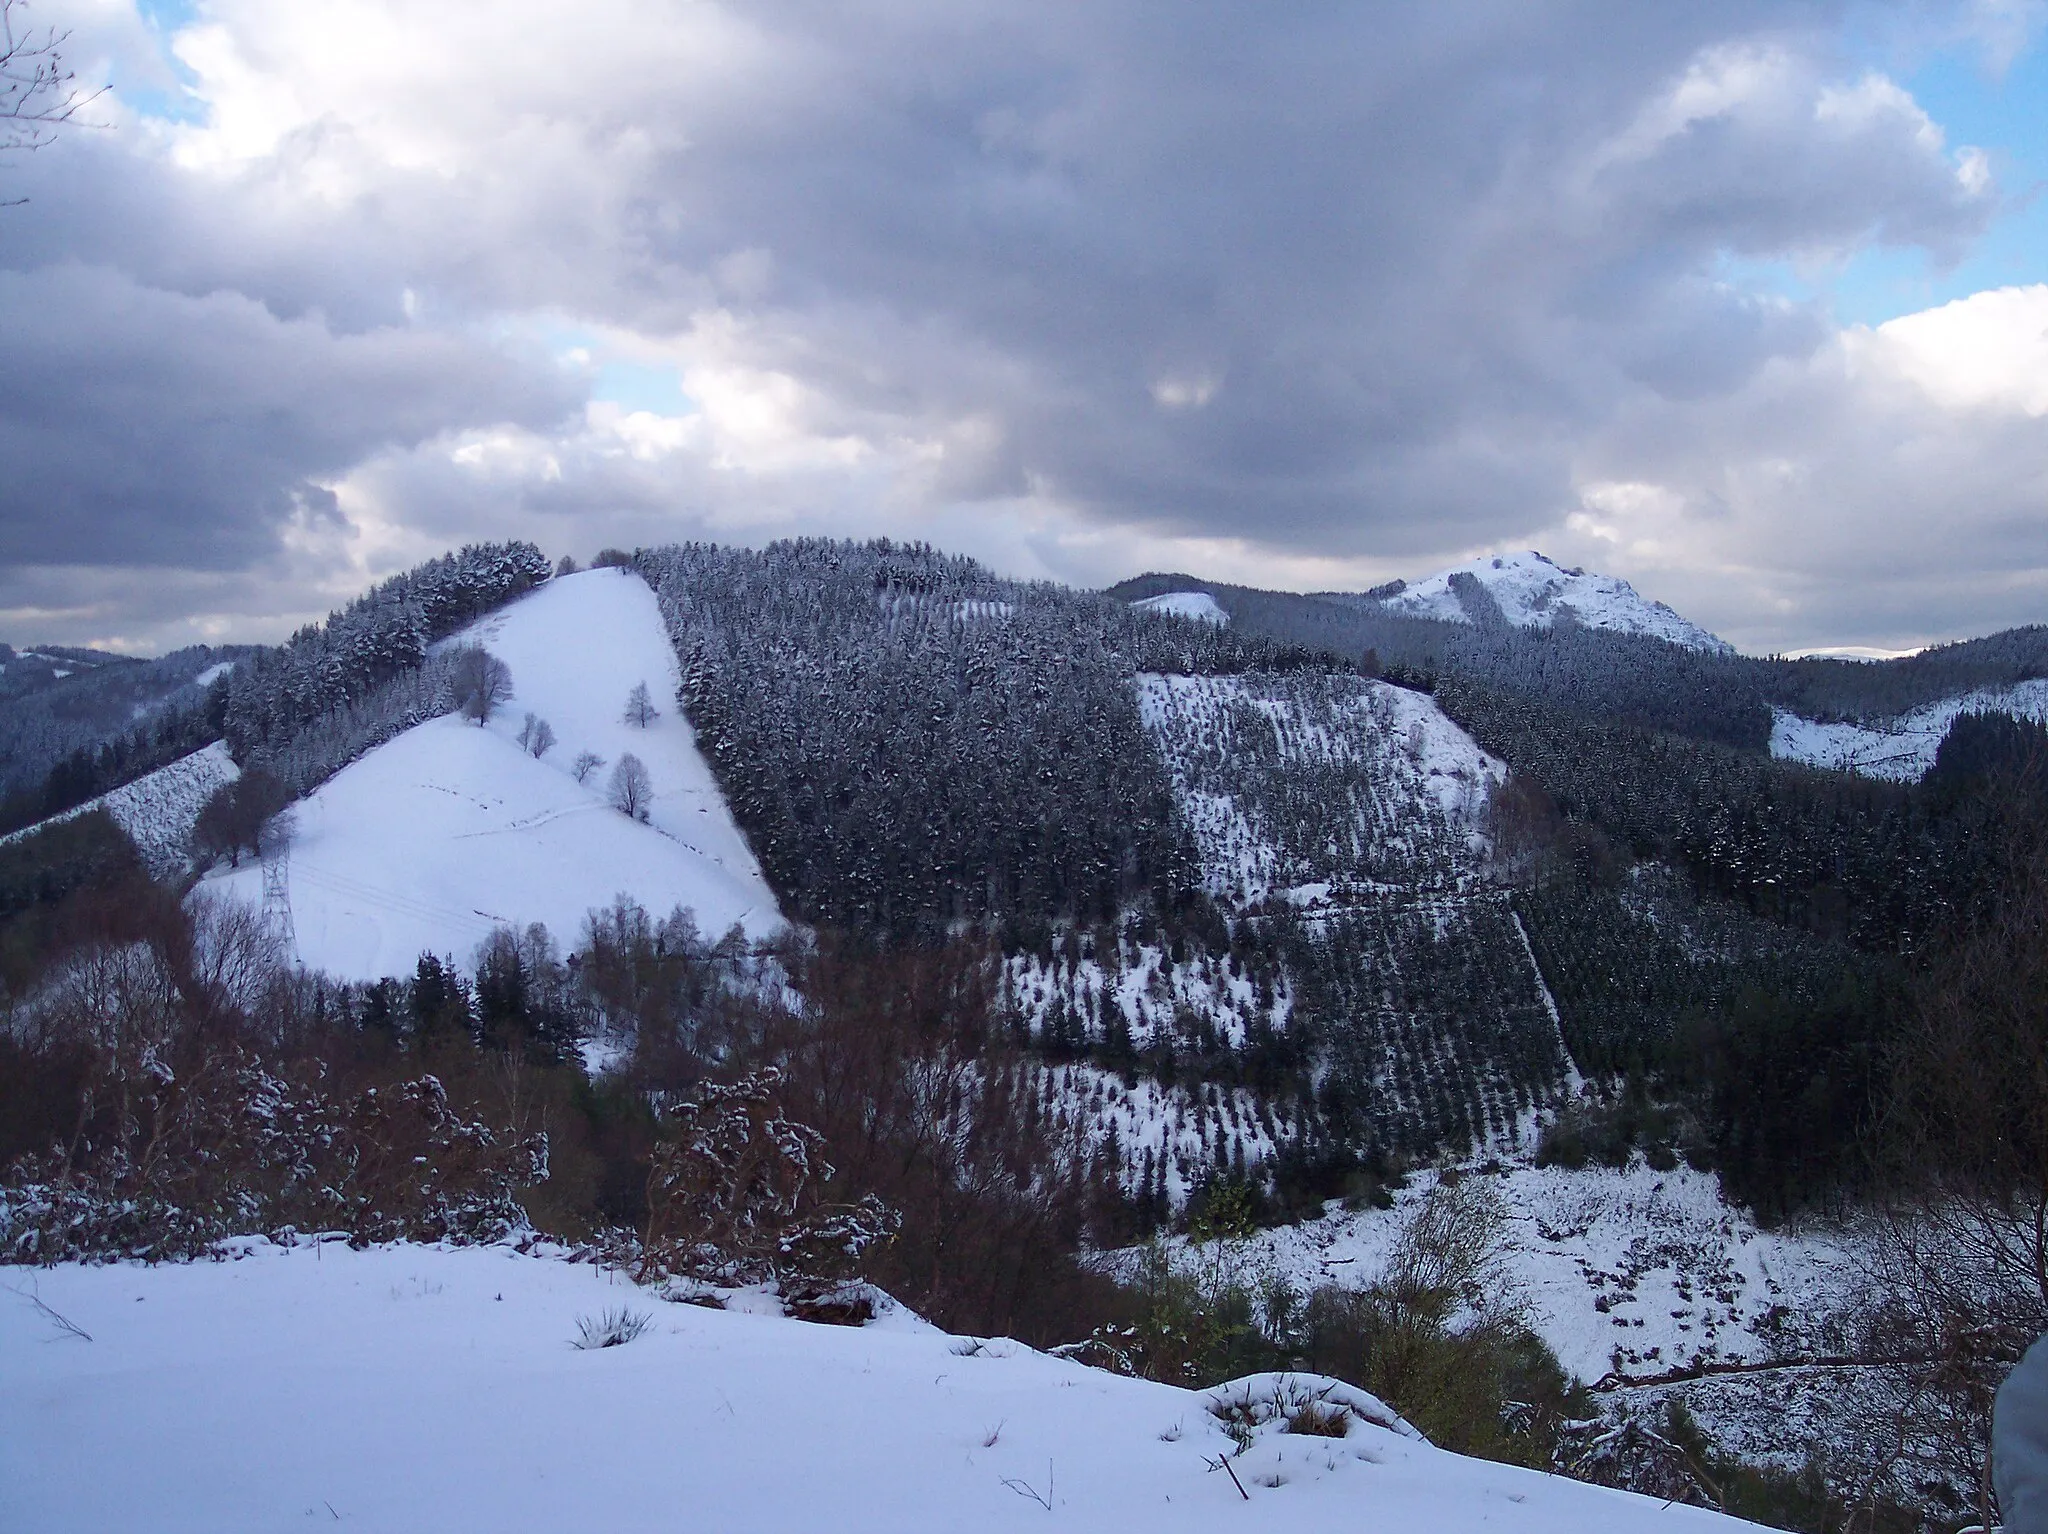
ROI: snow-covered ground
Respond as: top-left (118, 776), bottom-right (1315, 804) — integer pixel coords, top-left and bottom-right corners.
top-left (1234, 1162), bottom-right (1859, 1386)
top-left (1372, 551), bottom-right (1732, 654)
top-left (0, 1241), bottom-right (1762, 1533)
top-left (1769, 679), bottom-right (2048, 781)
top-left (1133, 591), bottom-right (1230, 626)
top-left (206, 570), bottom-right (780, 979)
top-left (0, 741), bottom-right (238, 879)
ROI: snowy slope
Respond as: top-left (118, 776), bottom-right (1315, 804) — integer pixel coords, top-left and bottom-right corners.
top-left (0, 742), bottom-right (238, 879)
top-left (206, 570), bottom-right (780, 979)
top-left (1233, 1163), bottom-right (1858, 1387)
top-left (1372, 551), bottom-right (1732, 653)
top-left (0, 1241), bottom-right (1762, 1534)
top-left (1136, 671), bottom-right (1503, 907)
top-left (1769, 679), bottom-right (2048, 781)
top-left (1132, 590), bottom-right (1230, 626)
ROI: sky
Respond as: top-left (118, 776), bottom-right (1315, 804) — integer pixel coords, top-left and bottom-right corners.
top-left (1, 0), bottom-right (2045, 656)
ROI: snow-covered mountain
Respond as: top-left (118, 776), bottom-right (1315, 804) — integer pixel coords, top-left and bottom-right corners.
top-left (1365, 551), bottom-right (1733, 653)
top-left (203, 569), bottom-right (780, 980)
top-left (0, 1240), bottom-right (1759, 1533)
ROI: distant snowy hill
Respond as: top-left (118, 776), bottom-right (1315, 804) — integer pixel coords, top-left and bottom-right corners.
top-left (206, 569), bottom-right (780, 979)
top-left (0, 1241), bottom-right (1760, 1533)
top-left (1366, 551), bottom-right (1732, 653)
top-left (1132, 590), bottom-right (1230, 626)
top-left (1770, 678), bottom-right (2048, 781)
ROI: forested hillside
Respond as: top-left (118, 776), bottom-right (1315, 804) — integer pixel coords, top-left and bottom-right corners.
top-left (0, 644), bottom-right (250, 835)
top-left (10, 538), bottom-right (2048, 1529)
top-left (642, 539), bottom-right (1321, 938)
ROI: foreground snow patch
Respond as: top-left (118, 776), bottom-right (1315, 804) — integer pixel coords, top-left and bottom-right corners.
top-left (0, 1243), bottom-right (1760, 1533)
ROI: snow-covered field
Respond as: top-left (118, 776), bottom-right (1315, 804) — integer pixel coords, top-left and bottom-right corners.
top-left (1373, 551), bottom-right (1733, 653)
top-left (1769, 679), bottom-right (2048, 780)
top-left (1235, 1162), bottom-right (1859, 1386)
top-left (1133, 591), bottom-right (1230, 626)
top-left (0, 1241), bottom-right (1763, 1533)
top-left (0, 741), bottom-right (238, 879)
top-left (206, 570), bottom-right (780, 979)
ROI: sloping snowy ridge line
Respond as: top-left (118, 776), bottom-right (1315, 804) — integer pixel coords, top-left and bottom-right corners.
top-left (203, 569), bottom-right (782, 981)
top-left (1378, 551), bottom-right (1733, 654)
top-left (0, 1242), bottom-right (1760, 1533)
top-left (1769, 679), bottom-right (2048, 781)
top-left (0, 741), bottom-right (239, 879)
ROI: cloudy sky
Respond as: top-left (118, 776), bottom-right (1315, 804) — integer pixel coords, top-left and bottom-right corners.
top-left (3, 0), bottom-right (2045, 655)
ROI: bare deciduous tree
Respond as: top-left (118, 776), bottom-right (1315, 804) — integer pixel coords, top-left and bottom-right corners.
top-left (190, 767), bottom-right (292, 870)
top-left (609, 752), bottom-right (652, 821)
top-left (517, 713), bottom-right (556, 758)
top-left (448, 646), bottom-right (513, 726)
top-left (623, 681), bottom-right (659, 728)
top-left (570, 749), bottom-right (605, 784)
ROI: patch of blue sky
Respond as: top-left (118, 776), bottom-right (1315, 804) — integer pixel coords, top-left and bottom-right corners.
top-left (593, 360), bottom-right (694, 416)
top-left (510, 318), bottom-right (694, 416)
top-left (1722, 26), bottom-right (2046, 328)
top-left (116, 0), bottom-right (206, 124)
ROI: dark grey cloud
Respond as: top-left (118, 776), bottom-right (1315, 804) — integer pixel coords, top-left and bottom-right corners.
top-left (0, 262), bottom-right (576, 568)
top-left (0, 0), bottom-right (2025, 650)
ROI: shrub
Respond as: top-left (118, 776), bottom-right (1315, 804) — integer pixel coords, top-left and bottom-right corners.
top-left (572, 1307), bottom-right (651, 1349)
top-left (638, 1067), bottom-right (898, 1291)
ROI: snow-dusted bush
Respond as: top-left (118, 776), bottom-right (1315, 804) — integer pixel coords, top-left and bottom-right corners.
top-left (0, 1052), bottom-right (546, 1264)
top-left (639, 1068), bottom-right (897, 1290)
top-left (1202, 1372), bottom-right (1420, 1450)
top-left (0, 903), bottom-right (548, 1265)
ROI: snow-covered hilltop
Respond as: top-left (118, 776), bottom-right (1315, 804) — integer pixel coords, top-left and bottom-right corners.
top-left (1365, 551), bottom-right (1733, 654)
top-left (204, 569), bottom-right (780, 979)
top-left (0, 1241), bottom-right (1759, 1533)
top-left (1133, 590), bottom-right (1230, 626)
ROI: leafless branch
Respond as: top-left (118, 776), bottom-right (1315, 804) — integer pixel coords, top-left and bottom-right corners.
top-left (998, 1461), bottom-right (1053, 1511)
top-left (1, 0), bottom-right (103, 153)
top-left (5, 1281), bottom-right (93, 1341)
